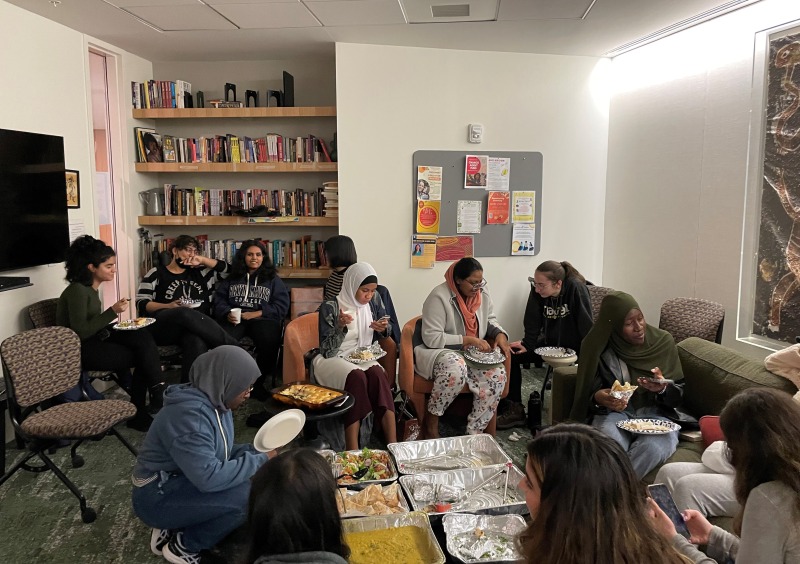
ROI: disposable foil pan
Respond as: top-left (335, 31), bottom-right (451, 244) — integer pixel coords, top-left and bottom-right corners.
top-left (388, 434), bottom-right (511, 474)
top-left (320, 448), bottom-right (399, 486)
top-left (443, 513), bottom-right (527, 563)
top-left (342, 511), bottom-right (446, 564)
top-left (336, 484), bottom-right (411, 519)
top-left (399, 465), bottom-right (528, 517)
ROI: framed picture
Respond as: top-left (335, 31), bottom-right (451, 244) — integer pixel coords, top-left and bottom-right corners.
top-left (66, 169), bottom-right (80, 209)
top-left (739, 20), bottom-right (800, 348)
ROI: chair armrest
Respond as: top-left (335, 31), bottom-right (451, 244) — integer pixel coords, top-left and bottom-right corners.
top-left (551, 365), bottom-right (578, 423)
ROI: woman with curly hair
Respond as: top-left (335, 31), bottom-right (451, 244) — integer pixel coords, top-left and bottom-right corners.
top-left (57, 235), bottom-right (163, 431)
top-left (213, 239), bottom-right (289, 399)
top-left (518, 424), bottom-right (705, 564)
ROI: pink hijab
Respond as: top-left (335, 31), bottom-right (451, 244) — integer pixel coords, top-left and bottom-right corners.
top-left (445, 261), bottom-right (481, 337)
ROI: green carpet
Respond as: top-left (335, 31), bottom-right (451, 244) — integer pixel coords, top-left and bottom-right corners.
top-left (0, 367), bottom-right (546, 563)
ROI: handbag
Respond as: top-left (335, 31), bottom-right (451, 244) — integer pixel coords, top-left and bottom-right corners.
top-left (394, 389), bottom-right (421, 442)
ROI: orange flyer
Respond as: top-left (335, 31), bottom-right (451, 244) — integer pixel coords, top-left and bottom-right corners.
top-left (416, 200), bottom-right (441, 234)
top-left (487, 191), bottom-right (510, 224)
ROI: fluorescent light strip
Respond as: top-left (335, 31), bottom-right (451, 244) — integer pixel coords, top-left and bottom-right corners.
top-left (603, 0), bottom-right (762, 57)
top-left (99, 0), bottom-right (164, 33)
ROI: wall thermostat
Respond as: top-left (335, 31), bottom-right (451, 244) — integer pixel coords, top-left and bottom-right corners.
top-left (468, 123), bottom-right (483, 144)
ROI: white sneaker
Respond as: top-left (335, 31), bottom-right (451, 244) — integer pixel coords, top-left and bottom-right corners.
top-left (162, 533), bottom-right (201, 564)
top-left (150, 528), bottom-right (171, 556)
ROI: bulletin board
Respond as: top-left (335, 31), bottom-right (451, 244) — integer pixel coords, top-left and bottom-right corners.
top-left (412, 150), bottom-right (543, 257)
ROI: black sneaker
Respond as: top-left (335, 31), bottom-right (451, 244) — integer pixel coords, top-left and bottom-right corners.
top-left (497, 402), bottom-right (526, 430)
top-left (126, 411), bottom-right (153, 432)
top-left (150, 528), bottom-right (172, 556)
top-left (163, 533), bottom-right (201, 564)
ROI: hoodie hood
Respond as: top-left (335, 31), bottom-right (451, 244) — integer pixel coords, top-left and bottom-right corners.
top-left (189, 345), bottom-right (260, 412)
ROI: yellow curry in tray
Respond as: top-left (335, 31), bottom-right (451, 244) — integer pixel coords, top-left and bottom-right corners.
top-left (345, 525), bottom-right (433, 564)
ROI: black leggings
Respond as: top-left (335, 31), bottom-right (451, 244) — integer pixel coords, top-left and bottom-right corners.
top-left (508, 349), bottom-right (542, 404)
top-left (81, 328), bottom-right (162, 410)
top-left (148, 308), bottom-right (238, 382)
top-left (221, 318), bottom-right (282, 378)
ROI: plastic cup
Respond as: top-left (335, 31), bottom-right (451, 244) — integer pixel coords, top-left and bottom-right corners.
top-left (230, 308), bottom-right (242, 325)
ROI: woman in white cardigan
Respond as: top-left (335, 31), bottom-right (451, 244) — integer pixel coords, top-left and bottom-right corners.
top-left (415, 258), bottom-right (510, 438)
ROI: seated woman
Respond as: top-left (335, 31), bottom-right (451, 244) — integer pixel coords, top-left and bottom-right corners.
top-left (518, 423), bottom-right (709, 564)
top-left (416, 258), bottom-right (510, 438)
top-left (651, 388), bottom-right (800, 564)
top-left (136, 234), bottom-right (238, 382)
top-left (569, 291), bottom-right (683, 479)
top-left (499, 260), bottom-right (593, 429)
top-left (213, 240), bottom-right (289, 400)
top-left (57, 235), bottom-right (163, 431)
top-left (132, 346), bottom-right (270, 564)
top-left (312, 262), bottom-right (396, 450)
top-left (246, 448), bottom-right (349, 564)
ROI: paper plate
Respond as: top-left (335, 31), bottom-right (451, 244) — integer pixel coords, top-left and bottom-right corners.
top-left (253, 409), bottom-right (306, 452)
top-left (533, 346), bottom-right (576, 358)
top-left (113, 317), bottom-right (156, 330)
top-left (616, 418), bottom-right (680, 435)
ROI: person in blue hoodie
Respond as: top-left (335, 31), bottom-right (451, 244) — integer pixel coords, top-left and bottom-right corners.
top-left (214, 240), bottom-right (290, 399)
top-left (131, 346), bottom-right (269, 564)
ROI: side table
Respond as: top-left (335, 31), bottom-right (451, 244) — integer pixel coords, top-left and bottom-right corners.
top-left (260, 395), bottom-right (355, 451)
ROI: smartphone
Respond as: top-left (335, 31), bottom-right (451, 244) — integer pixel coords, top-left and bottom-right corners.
top-left (378, 315), bottom-right (391, 321)
top-left (648, 483), bottom-right (690, 539)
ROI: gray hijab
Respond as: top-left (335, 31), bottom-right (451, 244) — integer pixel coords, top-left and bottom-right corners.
top-left (189, 345), bottom-right (260, 411)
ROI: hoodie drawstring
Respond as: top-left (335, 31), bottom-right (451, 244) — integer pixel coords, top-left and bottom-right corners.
top-left (214, 409), bottom-right (229, 459)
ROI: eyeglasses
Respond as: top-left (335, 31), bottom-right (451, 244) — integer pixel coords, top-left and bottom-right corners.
top-left (528, 277), bottom-right (553, 289)
top-left (463, 279), bottom-right (487, 290)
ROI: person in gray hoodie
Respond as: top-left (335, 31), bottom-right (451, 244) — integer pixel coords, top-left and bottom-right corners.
top-left (131, 346), bottom-right (269, 564)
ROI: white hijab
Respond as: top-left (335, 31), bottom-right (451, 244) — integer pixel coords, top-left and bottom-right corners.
top-left (336, 262), bottom-right (377, 348)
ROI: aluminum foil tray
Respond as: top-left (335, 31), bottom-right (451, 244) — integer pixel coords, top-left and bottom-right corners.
top-left (388, 434), bottom-right (511, 474)
top-left (320, 448), bottom-right (399, 486)
top-left (443, 513), bottom-right (527, 563)
top-left (342, 511), bottom-right (446, 564)
top-left (399, 465), bottom-right (528, 517)
top-left (337, 483), bottom-right (411, 519)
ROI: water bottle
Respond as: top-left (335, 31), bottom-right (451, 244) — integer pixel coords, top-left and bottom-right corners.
top-left (528, 391), bottom-right (542, 430)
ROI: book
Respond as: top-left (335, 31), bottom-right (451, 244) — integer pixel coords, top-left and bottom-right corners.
top-left (162, 135), bottom-right (177, 163)
top-left (208, 100), bottom-right (243, 108)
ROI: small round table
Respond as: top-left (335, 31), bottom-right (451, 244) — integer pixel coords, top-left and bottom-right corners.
top-left (261, 395), bottom-right (355, 451)
top-left (539, 353), bottom-right (577, 394)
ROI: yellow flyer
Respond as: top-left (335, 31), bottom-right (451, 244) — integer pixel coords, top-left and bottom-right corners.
top-left (512, 191), bottom-right (535, 223)
top-left (411, 235), bottom-right (436, 268)
top-left (416, 200), bottom-right (441, 234)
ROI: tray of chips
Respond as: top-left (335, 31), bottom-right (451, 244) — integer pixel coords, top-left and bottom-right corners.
top-left (270, 381), bottom-right (347, 410)
top-left (388, 434), bottom-right (512, 474)
top-left (335, 483), bottom-right (410, 518)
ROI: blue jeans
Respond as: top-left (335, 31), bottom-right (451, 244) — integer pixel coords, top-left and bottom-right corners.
top-left (592, 407), bottom-right (678, 479)
top-left (131, 472), bottom-right (250, 552)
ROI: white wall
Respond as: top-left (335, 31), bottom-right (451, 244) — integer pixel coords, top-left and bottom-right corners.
top-left (335, 43), bottom-right (610, 337)
top-left (604, 0), bottom-right (799, 357)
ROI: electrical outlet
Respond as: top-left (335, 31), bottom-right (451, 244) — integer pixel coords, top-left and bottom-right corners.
top-left (468, 123), bottom-right (483, 144)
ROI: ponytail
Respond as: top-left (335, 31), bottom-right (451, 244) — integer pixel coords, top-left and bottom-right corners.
top-left (536, 260), bottom-right (586, 284)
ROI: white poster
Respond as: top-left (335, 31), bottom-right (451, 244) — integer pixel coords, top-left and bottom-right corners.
top-left (487, 157), bottom-right (510, 191)
top-left (457, 200), bottom-right (482, 234)
top-left (511, 224), bottom-right (536, 256)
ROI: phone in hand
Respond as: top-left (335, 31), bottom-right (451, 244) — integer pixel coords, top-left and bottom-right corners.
top-left (648, 483), bottom-right (690, 539)
top-left (378, 315), bottom-right (391, 321)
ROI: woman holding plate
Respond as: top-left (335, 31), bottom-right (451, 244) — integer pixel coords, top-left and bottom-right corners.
top-left (568, 291), bottom-right (684, 479)
top-left (312, 262), bottom-right (396, 450)
top-left (416, 258), bottom-right (510, 438)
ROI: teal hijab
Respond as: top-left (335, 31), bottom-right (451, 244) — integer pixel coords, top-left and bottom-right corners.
top-left (568, 291), bottom-right (682, 421)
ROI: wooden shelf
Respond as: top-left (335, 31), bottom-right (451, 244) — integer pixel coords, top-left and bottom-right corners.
top-left (277, 267), bottom-right (331, 279)
top-left (133, 106), bottom-right (336, 119)
top-left (135, 162), bottom-right (337, 173)
top-left (138, 215), bottom-right (337, 227)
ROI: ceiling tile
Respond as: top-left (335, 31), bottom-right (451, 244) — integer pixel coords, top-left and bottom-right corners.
top-left (498, 0), bottom-right (594, 20)
top-left (113, 0), bottom-right (199, 6)
top-left (305, 0), bottom-right (406, 27)
top-left (208, 0), bottom-right (304, 4)
top-left (213, 2), bottom-right (321, 28)
top-left (399, 0), bottom-right (498, 24)
top-left (125, 5), bottom-right (237, 29)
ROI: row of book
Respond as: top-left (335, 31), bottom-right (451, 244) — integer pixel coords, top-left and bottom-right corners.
top-left (149, 235), bottom-right (329, 270)
top-left (131, 80), bottom-right (192, 109)
top-left (134, 127), bottom-right (334, 164)
top-left (162, 185), bottom-right (335, 217)
top-left (321, 182), bottom-right (338, 218)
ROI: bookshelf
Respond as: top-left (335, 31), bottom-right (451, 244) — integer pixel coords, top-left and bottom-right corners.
top-left (133, 105), bottom-right (338, 279)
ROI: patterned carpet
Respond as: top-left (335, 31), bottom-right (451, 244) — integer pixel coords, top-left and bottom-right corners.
top-left (0, 367), bottom-right (546, 563)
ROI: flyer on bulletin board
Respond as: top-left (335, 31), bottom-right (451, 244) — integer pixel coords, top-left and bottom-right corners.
top-left (416, 200), bottom-right (441, 234)
top-left (411, 235), bottom-right (437, 269)
top-left (464, 155), bottom-right (488, 189)
top-left (511, 224), bottom-right (536, 256)
top-left (486, 191), bottom-right (510, 224)
top-left (487, 157), bottom-right (510, 191)
top-left (512, 191), bottom-right (536, 223)
top-left (435, 236), bottom-right (474, 262)
top-left (417, 166), bottom-right (442, 201)
top-left (457, 200), bottom-right (482, 234)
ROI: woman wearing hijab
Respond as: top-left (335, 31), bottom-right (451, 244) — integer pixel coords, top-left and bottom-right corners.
top-left (312, 262), bottom-right (396, 450)
top-left (131, 346), bottom-right (269, 564)
top-left (569, 291), bottom-right (684, 479)
top-left (416, 258), bottom-right (511, 438)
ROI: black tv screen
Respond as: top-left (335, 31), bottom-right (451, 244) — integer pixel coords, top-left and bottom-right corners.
top-left (0, 128), bottom-right (70, 272)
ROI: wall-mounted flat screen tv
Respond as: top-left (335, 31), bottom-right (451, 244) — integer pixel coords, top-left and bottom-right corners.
top-left (0, 128), bottom-right (70, 272)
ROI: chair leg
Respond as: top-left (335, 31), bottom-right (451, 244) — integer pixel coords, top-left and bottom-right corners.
top-left (70, 440), bottom-right (86, 468)
top-left (0, 450), bottom-right (38, 487)
top-left (109, 427), bottom-right (139, 457)
top-left (34, 451), bottom-right (96, 523)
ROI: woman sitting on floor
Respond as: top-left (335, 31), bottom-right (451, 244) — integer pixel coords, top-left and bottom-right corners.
top-left (415, 257), bottom-right (510, 438)
top-left (312, 262), bottom-right (396, 450)
top-left (569, 290), bottom-right (684, 479)
top-left (136, 234), bottom-right (238, 382)
top-left (57, 235), bottom-right (163, 431)
top-left (214, 239), bottom-right (289, 400)
top-left (246, 448), bottom-right (349, 564)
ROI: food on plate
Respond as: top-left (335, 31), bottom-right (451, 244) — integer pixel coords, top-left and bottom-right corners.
top-left (275, 383), bottom-right (342, 406)
top-left (116, 317), bottom-right (150, 329)
top-left (345, 525), bottom-right (433, 564)
top-left (335, 447), bottom-right (393, 484)
top-left (350, 349), bottom-right (375, 361)
top-left (626, 420), bottom-right (671, 432)
top-left (335, 483), bottom-right (405, 516)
